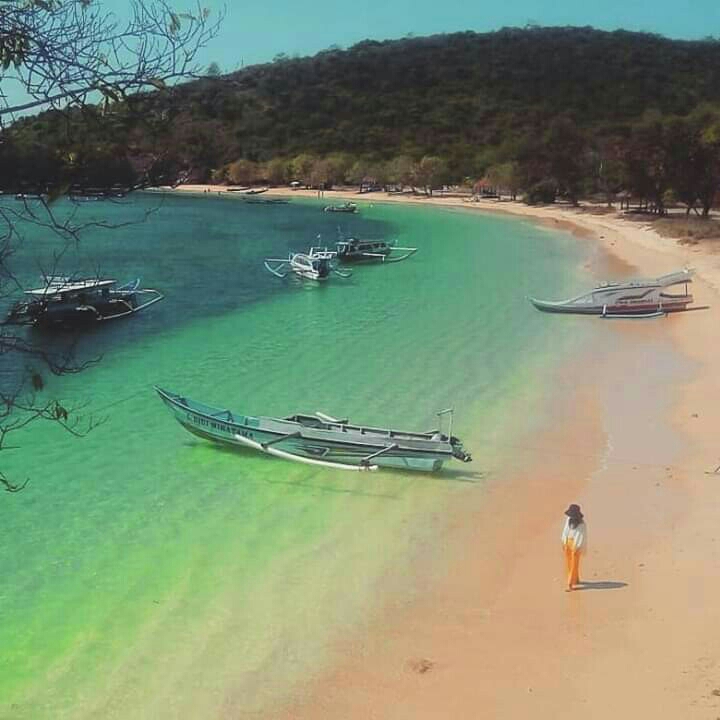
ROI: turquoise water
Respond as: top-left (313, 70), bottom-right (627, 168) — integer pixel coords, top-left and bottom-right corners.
top-left (0, 195), bottom-right (589, 718)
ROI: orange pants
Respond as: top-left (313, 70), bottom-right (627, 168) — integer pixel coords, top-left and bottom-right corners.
top-left (564, 545), bottom-right (581, 589)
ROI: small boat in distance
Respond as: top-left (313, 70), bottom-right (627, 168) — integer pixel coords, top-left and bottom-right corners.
top-left (6, 276), bottom-right (164, 328)
top-left (241, 197), bottom-right (289, 205)
top-left (335, 236), bottom-right (418, 263)
top-left (529, 269), bottom-right (694, 318)
top-left (264, 247), bottom-right (352, 280)
top-left (324, 201), bottom-right (358, 214)
top-left (155, 387), bottom-right (472, 472)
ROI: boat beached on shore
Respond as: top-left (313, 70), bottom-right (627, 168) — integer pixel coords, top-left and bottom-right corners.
top-left (529, 269), bottom-right (695, 318)
top-left (155, 387), bottom-right (472, 472)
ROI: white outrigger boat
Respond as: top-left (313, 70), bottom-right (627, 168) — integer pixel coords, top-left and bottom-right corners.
top-left (155, 387), bottom-right (472, 472)
top-left (264, 247), bottom-right (352, 280)
top-left (335, 236), bottom-right (418, 263)
top-left (529, 269), bottom-right (694, 318)
top-left (6, 276), bottom-right (164, 328)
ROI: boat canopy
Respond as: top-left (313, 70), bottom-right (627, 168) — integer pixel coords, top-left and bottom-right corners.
top-left (595, 269), bottom-right (693, 290)
top-left (25, 278), bottom-right (117, 296)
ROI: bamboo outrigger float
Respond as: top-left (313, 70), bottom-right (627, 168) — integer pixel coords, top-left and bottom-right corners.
top-left (529, 269), bottom-right (695, 318)
top-left (155, 388), bottom-right (472, 472)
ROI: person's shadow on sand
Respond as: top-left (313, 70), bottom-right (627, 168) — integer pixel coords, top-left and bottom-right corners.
top-left (575, 581), bottom-right (628, 591)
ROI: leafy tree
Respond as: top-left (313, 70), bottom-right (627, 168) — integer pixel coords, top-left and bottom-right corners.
top-left (290, 153), bottom-right (317, 186)
top-left (206, 61), bottom-right (222, 77)
top-left (385, 155), bottom-right (416, 189)
top-left (486, 161), bottom-right (522, 200)
top-left (624, 113), bottom-right (673, 213)
top-left (324, 153), bottom-right (353, 186)
top-left (545, 116), bottom-right (588, 205)
top-left (264, 157), bottom-right (290, 185)
top-left (668, 107), bottom-right (720, 216)
top-left (346, 158), bottom-right (370, 188)
top-left (309, 157), bottom-right (331, 188)
top-left (227, 158), bottom-right (260, 185)
top-left (414, 155), bottom-right (448, 195)
top-left (593, 137), bottom-right (627, 207)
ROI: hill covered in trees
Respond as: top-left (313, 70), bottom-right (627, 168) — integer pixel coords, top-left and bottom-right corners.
top-left (5, 26), bottom-right (720, 210)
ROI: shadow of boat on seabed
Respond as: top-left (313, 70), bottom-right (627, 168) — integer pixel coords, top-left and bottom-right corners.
top-left (574, 580), bottom-right (628, 591)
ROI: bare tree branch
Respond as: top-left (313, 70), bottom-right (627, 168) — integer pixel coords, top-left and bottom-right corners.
top-left (0, 1), bottom-right (224, 122)
top-left (0, 0), bottom-right (224, 493)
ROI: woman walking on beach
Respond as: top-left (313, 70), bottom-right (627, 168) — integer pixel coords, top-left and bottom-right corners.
top-left (562, 504), bottom-right (586, 591)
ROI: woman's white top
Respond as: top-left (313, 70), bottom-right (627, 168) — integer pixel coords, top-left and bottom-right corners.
top-left (561, 518), bottom-right (587, 553)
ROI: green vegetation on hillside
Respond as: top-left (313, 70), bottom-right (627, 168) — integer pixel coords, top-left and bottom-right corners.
top-left (5, 26), bottom-right (720, 211)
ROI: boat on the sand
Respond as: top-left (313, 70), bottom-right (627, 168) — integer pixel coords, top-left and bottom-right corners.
top-left (529, 269), bottom-right (694, 318)
top-left (155, 387), bottom-right (472, 472)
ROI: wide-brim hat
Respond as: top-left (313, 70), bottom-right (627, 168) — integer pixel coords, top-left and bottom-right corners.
top-left (564, 503), bottom-right (583, 520)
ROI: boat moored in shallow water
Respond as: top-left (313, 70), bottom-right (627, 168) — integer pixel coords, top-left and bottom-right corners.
top-left (6, 276), bottom-right (164, 328)
top-left (264, 247), bottom-right (352, 280)
top-left (155, 387), bottom-right (472, 472)
top-left (324, 202), bottom-right (358, 214)
top-left (529, 269), bottom-right (694, 318)
top-left (335, 236), bottom-right (418, 263)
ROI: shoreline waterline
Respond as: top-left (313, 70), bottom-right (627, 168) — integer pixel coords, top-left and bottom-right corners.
top-left (0, 196), bottom-right (603, 719)
top-left (166, 187), bottom-right (720, 718)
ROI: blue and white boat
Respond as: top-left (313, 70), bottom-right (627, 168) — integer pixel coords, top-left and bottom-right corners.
top-left (155, 387), bottom-right (472, 472)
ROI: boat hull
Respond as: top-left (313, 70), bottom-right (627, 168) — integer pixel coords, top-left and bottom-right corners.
top-left (529, 297), bottom-right (692, 316)
top-left (155, 388), bottom-right (461, 472)
top-left (7, 288), bottom-right (163, 328)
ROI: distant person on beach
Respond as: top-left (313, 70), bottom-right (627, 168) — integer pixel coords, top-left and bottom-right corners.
top-left (561, 504), bottom-right (586, 591)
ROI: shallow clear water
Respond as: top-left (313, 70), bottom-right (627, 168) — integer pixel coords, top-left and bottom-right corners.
top-left (0, 195), bottom-right (590, 718)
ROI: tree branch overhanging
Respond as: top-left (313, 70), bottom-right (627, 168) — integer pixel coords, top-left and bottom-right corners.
top-left (0, 0), bottom-right (224, 122)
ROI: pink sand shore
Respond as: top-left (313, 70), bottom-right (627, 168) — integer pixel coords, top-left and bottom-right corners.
top-left (175, 184), bottom-right (720, 719)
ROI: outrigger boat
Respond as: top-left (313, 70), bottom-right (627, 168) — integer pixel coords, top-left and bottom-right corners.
top-left (335, 236), bottom-right (417, 263)
top-left (264, 247), bottom-right (352, 280)
top-left (529, 269), bottom-right (694, 318)
top-left (324, 202), bottom-right (358, 214)
top-left (6, 276), bottom-right (164, 328)
top-left (155, 387), bottom-right (472, 472)
top-left (241, 197), bottom-right (290, 205)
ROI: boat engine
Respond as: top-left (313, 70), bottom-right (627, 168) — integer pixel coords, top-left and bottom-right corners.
top-left (6, 300), bottom-right (41, 325)
top-left (450, 436), bottom-right (472, 463)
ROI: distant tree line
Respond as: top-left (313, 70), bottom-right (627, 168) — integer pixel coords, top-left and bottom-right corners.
top-left (5, 26), bottom-right (720, 212)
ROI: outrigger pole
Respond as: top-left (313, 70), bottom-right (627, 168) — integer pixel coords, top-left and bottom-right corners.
top-left (437, 408), bottom-right (454, 438)
top-left (233, 433), bottom-right (379, 471)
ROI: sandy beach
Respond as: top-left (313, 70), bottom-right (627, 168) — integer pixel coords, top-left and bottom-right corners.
top-left (175, 184), bottom-right (720, 718)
